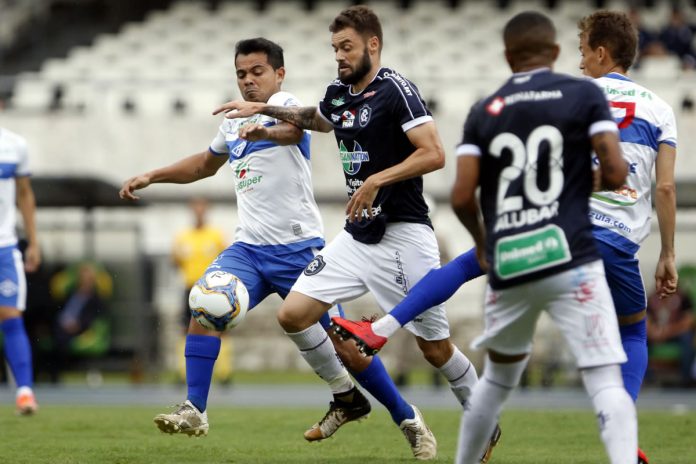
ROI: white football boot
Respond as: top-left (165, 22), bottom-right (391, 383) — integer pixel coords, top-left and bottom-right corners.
top-left (399, 405), bottom-right (437, 460)
top-left (154, 400), bottom-right (209, 437)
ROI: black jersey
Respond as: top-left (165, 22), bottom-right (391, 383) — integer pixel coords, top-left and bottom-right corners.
top-left (458, 69), bottom-right (617, 289)
top-left (318, 67), bottom-right (433, 244)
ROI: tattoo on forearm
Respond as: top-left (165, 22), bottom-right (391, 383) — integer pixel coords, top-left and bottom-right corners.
top-left (262, 106), bottom-right (319, 131)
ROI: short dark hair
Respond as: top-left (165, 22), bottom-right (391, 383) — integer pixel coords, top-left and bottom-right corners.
top-left (503, 11), bottom-right (557, 63)
top-left (329, 5), bottom-right (383, 51)
top-left (578, 11), bottom-right (637, 71)
top-left (235, 37), bottom-right (284, 69)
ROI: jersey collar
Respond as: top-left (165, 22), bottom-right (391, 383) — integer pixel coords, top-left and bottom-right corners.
top-left (604, 72), bottom-right (632, 82)
top-left (511, 67), bottom-right (551, 78)
top-left (348, 67), bottom-right (384, 96)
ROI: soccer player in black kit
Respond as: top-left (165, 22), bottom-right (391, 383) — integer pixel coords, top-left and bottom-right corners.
top-left (215, 5), bottom-right (494, 461)
top-left (451, 12), bottom-right (637, 464)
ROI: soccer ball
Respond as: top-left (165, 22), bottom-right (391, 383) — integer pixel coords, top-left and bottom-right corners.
top-left (189, 271), bottom-right (249, 331)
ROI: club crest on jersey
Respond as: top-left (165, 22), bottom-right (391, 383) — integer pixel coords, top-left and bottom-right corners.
top-left (486, 97), bottom-right (505, 116)
top-left (0, 279), bottom-right (17, 297)
top-left (341, 110), bottom-right (356, 128)
top-left (339, 140), bottom-right (370, 175)
top-left (358, 104), bottom-right (371, 127)
top-left (304, 255), bottom-right (326, 276)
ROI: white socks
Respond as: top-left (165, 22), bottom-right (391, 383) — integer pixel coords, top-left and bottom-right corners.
top-left (439, 347), bottom-right (479, 407)
top-left (582, 365), bottom-right (638, 464)
top-left (456, 357), bottom-right (527, 464)
top-left (285, 322), bottom-right (354, 394)
top-left (372, 314), bottom-right (401, 338)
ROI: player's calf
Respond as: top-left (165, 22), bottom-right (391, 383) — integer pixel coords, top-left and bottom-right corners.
top-left (330, 317), bottom-right (387, 356)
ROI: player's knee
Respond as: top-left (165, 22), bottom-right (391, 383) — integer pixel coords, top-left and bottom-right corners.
top-left (416, 337), bottom-right (454, 368)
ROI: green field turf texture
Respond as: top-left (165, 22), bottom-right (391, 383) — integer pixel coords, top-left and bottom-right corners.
top-left (1, 406), bottom-right (694, 463)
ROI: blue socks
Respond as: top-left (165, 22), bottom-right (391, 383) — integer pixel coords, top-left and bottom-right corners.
top-left (390, 248), bottom-right (484, 326)
top-left (185, 334), bottom-right (221, 412)
top-left (619, 319), bottom-right (648, 402)
top-left (351, 355), bottom-right (414, 424)
top-left (1, 317), bottom-right (33, 388)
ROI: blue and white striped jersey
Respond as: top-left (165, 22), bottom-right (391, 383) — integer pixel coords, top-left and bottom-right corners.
top-left (590, 73), bottom-right (678, 255)
top-left (210, 91), bottom-right (324, 247)
top-left (0, 128), bottom-right (31, 248)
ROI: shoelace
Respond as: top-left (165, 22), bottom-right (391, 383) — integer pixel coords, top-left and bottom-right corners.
top-left (318, 403), bottom-right (347, 435)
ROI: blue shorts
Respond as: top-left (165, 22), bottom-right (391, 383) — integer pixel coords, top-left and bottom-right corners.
top-left (0, 244), bottom-right (26, 310)
top-left (204, 238), bottom-right (342, 327)
top-left (595, 240), bottom-right (646, 317)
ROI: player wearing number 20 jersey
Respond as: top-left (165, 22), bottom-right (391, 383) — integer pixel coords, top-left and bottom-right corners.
top-left (453, 12), bottom-right (635, 464)
top-left (458, 69), bottom-right (617, 289)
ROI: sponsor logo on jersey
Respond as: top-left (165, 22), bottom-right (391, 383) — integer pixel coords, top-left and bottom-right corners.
top-left (385, 71), bottom-right (413, 96)
top-left (358, 104), bottom-right (371, 127)
top-left (504, 90), bottom-right (563, 106)
top-left (339, 140), bottom-right (369, 175)
top-left (493, 201), bottom-right (559, 233)
top-left (487, 97), bottom-right (505, 116)
top-left (235, 160), bottom-right (249, 179)
top-left (341, 110), bottom-right (356, 128)
top-left (0, 279), bottom-right (17, 297)
top-left (304, 255), bottom-right (326, 276)
top-left (331, 113), bottom-right (341, 123)
top-left (234, 160), bottom-right (263, 192)
top-left (331, 96), bottom-right (345, 107)
top-left (230, 141), bottom-right (247, 158)
top-left (363, 91), bottom-right (376, 99)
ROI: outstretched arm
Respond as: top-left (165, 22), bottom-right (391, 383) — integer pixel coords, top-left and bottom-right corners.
top-left (654, 143), bottom-right (678, 298)
top-left (119, 150), bottom-right (227, 201)
top-left (213, 101), bottom-right (333, 133)
top-left (346, 121), bottom-right (445, 222)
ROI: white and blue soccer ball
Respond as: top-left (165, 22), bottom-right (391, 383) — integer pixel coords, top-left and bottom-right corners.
top-left (189, 271), bottom-right (249, 331)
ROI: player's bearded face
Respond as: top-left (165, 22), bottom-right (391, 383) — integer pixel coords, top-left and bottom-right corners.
top-left (338, 46), bottom-right (371, 85)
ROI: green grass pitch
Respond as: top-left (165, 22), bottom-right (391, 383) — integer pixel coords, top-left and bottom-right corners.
top-left (1, 406), bottom-right (694, 463)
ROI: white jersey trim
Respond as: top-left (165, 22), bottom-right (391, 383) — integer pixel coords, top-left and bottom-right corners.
top-left (589, 120), bottom-right (618, 137)
top-left (455, 144), bottom-right (482, 157)
top-left (402, 115), bottom-right (433, 132)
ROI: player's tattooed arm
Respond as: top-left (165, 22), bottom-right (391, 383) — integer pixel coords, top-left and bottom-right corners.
top-left (213, 101), bottom-right (333, 133)
top-left (591, 131), bottom-right (627, 190)
top-left (261, 106), bottom-right (333, 133)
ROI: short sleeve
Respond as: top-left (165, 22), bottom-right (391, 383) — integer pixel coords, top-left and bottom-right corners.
top-left (209, 120), bottom-right (229, 156)
top-left (657, 105), bottom-right (677, 148)
top-left (455, 103), bottom-right (483, 157)
top-left (384, 73), bottom-right (433, 132)
top-left (14, 136), bottom-right (30, 177)
top-left (317, 83), bottom-right (335, 127)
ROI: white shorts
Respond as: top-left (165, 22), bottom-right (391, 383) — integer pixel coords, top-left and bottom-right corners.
top-left (292, 222), bottom-right (450, 341)
top-left (472, 260), bottom-right (626, 369)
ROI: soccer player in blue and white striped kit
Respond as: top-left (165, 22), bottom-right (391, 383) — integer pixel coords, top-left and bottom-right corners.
top-left (0, 127), bottom-right (41, 415)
